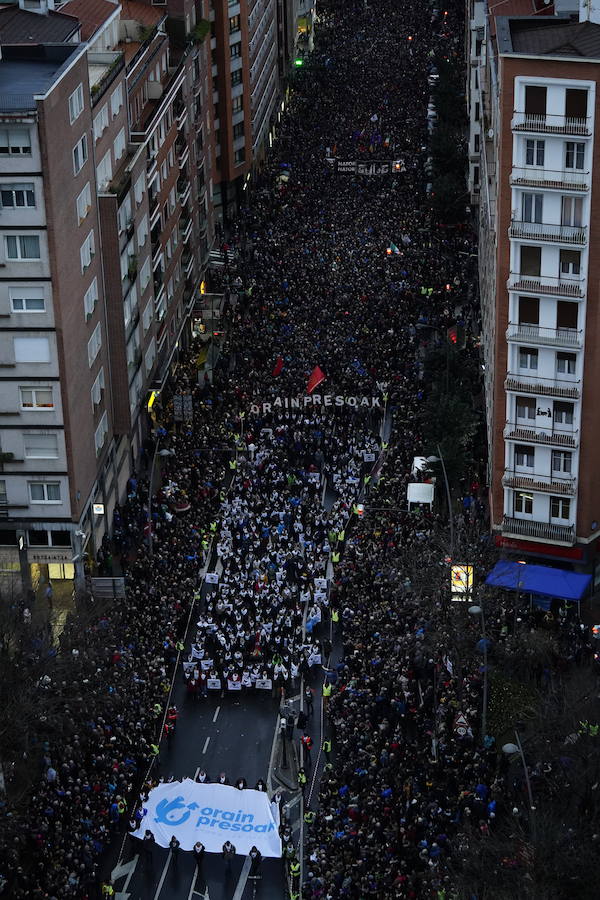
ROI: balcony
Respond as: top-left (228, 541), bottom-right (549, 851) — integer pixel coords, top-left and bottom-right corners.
top-left (178, 176), bottom-right (191, 206)
top-left (177, 139), bottom-right (190, 168)
top-left (89, 51), bottom-right (125, 107)
top-left (505, 373), bottom-right (580, 400)
top-left (511, 111), bottom-right (591, 137)
top-left (180, 216), bottom-right (193, 243)
top-left (510, 167), bottom-right (589, 192)
top-left (183, 251), bottom-right (194, 277)
top-left (507, 272), bottom-right (584, 299)
top-left (501, 515), bottom-right (575, 545)
top-left (504, 422), bottom-right (578, 448)
top-left (506, 323), bottom-right (582, 348)
top-left (147, 150), bottom-right (158, 181)
top-left (175, 101), bottom-right (188, 131)
top-left (509, 217), bottom-right (586, 246)
top-left (502, 470), bottom-right (576, 496)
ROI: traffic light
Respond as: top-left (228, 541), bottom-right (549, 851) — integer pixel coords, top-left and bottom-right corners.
top-left (447, 324), bottom-right (466, 349)
top-left (295, 57), bottom-right (304, 67)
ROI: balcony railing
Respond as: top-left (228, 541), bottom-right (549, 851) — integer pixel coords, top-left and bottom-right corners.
top-left (511, 111), bottom-right (591, 137)
top-left (502, 470), bottom-right (576, 496)
top-left (507, 272), bottom-right (584, 298)
top-left (177, 140), bottom-right (190, 168)
top-left (178, 179), bottom-right (191, 206)
top-left (501, 515), bottom-right (576, 545)
top-left (509, 216), bottom-right (586, 245)
top-left (506, 323), bottom-right (582, 348)
top-left (510, 166), bottom-right (589, 192)
top-left (505, 374), bottom-right (580, 400)
top-left (181, 217), bottom-right (193, 243)
top-left (504, 422), bottom-right (578, 448)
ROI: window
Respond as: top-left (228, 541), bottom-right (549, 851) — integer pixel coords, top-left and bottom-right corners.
top-left (169, 186), bottom-right (176, 215)
top-left (556, 352), bottom-right (576, 375)
top-left (10, 286), bottom-right (44, 313)
top-left (76, 182), bottom-right (91, 225)
top-left (552, 450), bottom-right (572, 474)
top-left (91, 367), bottom-right (105, 409)
top-left (233, 122), bottom-right (244, 140)
top-left (145, 338), bottom-right (156, 374)
top-left (518, 296), bottom-right (539, 326)
top-left (231, 41), bottom-right (242, 59)
top-left (88, 322), bottom-right (102, 366)
top-left (524, 85), bottom-right (546, 116)
top-left (0, 480), bottom-right (6, 505)
top-left (68, 84), bottom-right (84, 124)
top-left (515, 445), bottom-right (534, 468)
top-left (14, 337), bottom-right (50, 363)
top-left (234, 148), bottom-right (245, 165)
top-left (521, 193), bottom-right (543, 223)
top-left (96, 150), bottom-right (112, 190)
top-left (142, 298), bottom-right (153, 332)
top-left (6, 234), bottom-right (40, 260)
top-left (20, 387), bottom-right (53, 409)
top-left (93, 104), bottom-right (109, 141)
top-left (95, 412), bottom-right (108, 454)
top-left (514, 492), bottom-right (533, 515)
top-left (520, 245), bottom-right (541, 277)
top-left (554, 401), bottom-right (574, 425)
top-left (29, 481), bottom-right (61, 503)
top-left (84, 277), bottom-right (98, 318)
top-left (232, 94), bottom-right (243, 113)
top-left (72, 134), bottom-right (88, 174)
top-left (525, 139), bottom-right (545, 167)
top-left (561, 196), bottom-right (583, 227)
top-left (519, 347), bottom-right (538, 370)
top-left (473, 133), bottom-right (480, 154)
top-left (0, 127), bottom-right (31, 155)
top-left (516, 396), bottom-right (536, 420)
top-left (550, 496), bottom-right (571, 520)
top-left (137, 214), bottom-right (148, 247)
top-left (80, 230), bottom-right (95, 273)
top-left (111, 84), bottom-right (124, 118)
top-left (565, 141), bottom-right (585, 170)
top-left (229, 14), bottom-right (241, 32)
top-left (565, 88), bottom-right (587, 120)
top-left (140, 257), bottom-right (151, 291)
top-left (114, 127), bottom-right (126, 161)
top-left (0, 183), bottom-right (35, 208)
top-left (134, 174), bottom-right (145, 206)
top-left (24, 433), bottom-right (58, 459)
top-left (231, 69), bottom-right (242, 87)
top-left (560, 249), bottom-right (580, 276)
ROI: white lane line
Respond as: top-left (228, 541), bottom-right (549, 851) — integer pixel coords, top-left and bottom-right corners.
top-left (194, 766), bottom-right (201, 780)
top-left (266, 708), bottom-right (281, 795)
top-left (202, 736), bottom-right (210, 754)
top-left (153, 853), bottom-right (172, 900)
top-left (212, 705), bottom-right (220, 723)
top-left (186, 868), bottom-right (199, 900)
top-left (231, 856), bottom-right (252, 900)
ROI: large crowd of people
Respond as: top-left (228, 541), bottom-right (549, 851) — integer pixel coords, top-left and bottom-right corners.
top-left (2, 0), bottom-right (593, 897)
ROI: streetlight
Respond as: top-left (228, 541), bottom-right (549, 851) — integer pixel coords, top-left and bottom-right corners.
top-left (426, 446), bottom-right (454, 554)
top-left (468, 604), bottom-right (488, 741)
top-left (502, 730), bottom-right (536, 838)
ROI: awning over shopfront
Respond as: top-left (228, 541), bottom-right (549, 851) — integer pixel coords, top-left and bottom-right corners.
top-left (485, 560), bottom-right (591, 606)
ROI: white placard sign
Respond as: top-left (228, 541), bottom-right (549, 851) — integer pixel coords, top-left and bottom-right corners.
top-left (205, 573), bottom-right (219, 584)
top-left (255, 678), bottom-right (273, 690)
top-left (132, 780), bottom-right (281, 856)
top-left (207, 678), bottom-right (221, 690)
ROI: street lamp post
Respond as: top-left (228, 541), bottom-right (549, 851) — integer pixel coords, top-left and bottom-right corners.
top-left (426, 447), bottom-right (454, 555)
top-left (469, 604), bottom-right (488, 741)
top-left (502, 730), bottom-right (536, 839)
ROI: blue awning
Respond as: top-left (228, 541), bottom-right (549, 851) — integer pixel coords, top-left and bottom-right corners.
top-left (485, 561), bottom-right (591, 602)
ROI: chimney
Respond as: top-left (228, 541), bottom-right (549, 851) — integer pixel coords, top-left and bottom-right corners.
top-left (580, 0), bottom-right (600, 22)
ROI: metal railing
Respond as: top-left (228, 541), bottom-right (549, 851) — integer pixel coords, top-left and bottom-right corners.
top-left (505, 374), bottom-right (579, 400)
top-left (506, 323), bottom-right (582, 348)
top-left (511, 111), bottom-right (591, 136)
top-left (510, 166), bottom-right (589, 191)
top-left (509, 216), bottom-right (586, 245)
top-left (502, 470), bottom-right (576, 496)
top-left (507, 272), bottom-right (584, 298)
top-left (504, 422), bottom-right (578, 448)
top-left (501, 515), bottom-right (576, 544)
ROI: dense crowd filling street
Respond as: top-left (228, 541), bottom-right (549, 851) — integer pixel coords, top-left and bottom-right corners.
top-left (4, 0), bottom-right (598, 898)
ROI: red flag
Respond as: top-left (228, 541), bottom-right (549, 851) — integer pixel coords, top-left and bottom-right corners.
top-left (306, 365), bottom-right (326, 394)
top-left (272, 356), bottom-right (284, 377)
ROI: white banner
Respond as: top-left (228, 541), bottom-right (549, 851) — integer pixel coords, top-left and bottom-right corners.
top-left (205, 572), bottom-right (219, 584)
top-left (207, 678), bottom-right (221, 690)
top-left (255, 678), bottom-right (272, 690)
top-left (132, 780), bottom-right (281, 856)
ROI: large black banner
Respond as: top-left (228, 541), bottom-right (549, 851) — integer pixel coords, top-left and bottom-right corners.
top-left (325, 158), bottom-right (406, 175)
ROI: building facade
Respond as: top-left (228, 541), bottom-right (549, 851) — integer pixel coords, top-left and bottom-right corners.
top-left (473, 1), bottom-right (600, 571)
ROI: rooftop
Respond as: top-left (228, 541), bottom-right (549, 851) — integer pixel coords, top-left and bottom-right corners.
top-left (497, 14), bottom-right (600, 57)
top-left (58, 0), bottom-right (119, 41)
top-left (0, 4), bottom-right (80, 43)
top-left (0, 44), bottom-right (83, 113)
top-left (120, 0), bottom-right (164, 28)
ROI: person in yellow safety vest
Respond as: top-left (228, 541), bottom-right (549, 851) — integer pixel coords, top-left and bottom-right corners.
top-left (152, 703), bottom-right (162, 717)
top-left (331, 608), bottom-right (339, 625)
top-left (322, 682), bottom-right (332, 699)
top-left (338, 528), bottom-right (345, 543)
top-left (322, 738), bottom-right (332, 761)
top-left (382, 440), bottom-right (389, 450)
top-left (210, 521), bottom-right (217, 532)
top-left (150, 743), bottom-right (160, 757)
top-left (229, 458), bottom-right (237, 471)
top-left (331, 550), bottom-right (340, 564)
top-left (176, 640), bottom-right (184, 652)
top-left (289, 859), bottom-right (300, 878)
top-left (364, 475), bottom-right (371, 487)
top-left (117, 797), bottom-right (127, 817)
top-left (297, 768), bottom-right (307, 793)
top-left (304, 809), bottom-right (315, 825)
top-left (101, 883), bottom-right (115, 897)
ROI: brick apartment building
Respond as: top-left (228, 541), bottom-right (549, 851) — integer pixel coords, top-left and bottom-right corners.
top-left (469, 0), bottom-right (600, 576)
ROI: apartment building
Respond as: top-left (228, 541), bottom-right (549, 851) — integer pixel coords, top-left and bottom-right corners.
top-left (0, 0), bottom-right (214, 594)
top-left (472, 0), bottom-right (600, 571)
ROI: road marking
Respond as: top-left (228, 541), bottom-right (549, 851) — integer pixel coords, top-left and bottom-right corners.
top-left (186, 868), bottom-right (203, 900)
top-left (266, 708), bottom-right (281, 795)
top-left (202, 736), bottom-right (210, 754)
top-left (153, 853), bottom-right (172, 900)
top-left (112, 854), bottom-right (138, 899)
top-left (194, 766), bottom-right (201, 780)
top-left (212, 705), bottom-right (220, 723)
top-left (232, 855), bottom-right (252, 900)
